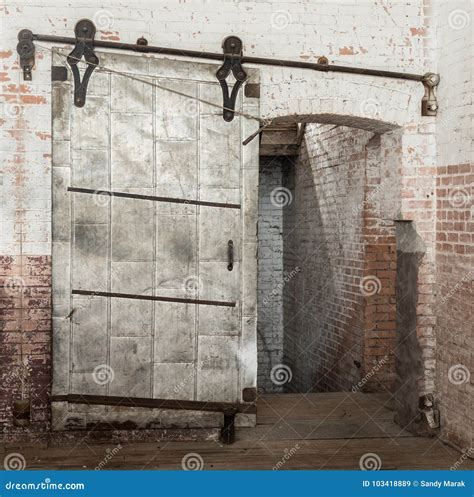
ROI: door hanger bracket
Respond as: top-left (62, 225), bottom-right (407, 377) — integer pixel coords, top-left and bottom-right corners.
top-left (216, 36), bottom-right (247, 122)
top-left (67, 19), bottom-right (99, 108)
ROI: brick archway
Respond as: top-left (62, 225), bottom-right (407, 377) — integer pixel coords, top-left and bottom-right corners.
top-left (256, 75), bottom-right (436, 432)
top-left (259, 71), bottom-right (424, 130)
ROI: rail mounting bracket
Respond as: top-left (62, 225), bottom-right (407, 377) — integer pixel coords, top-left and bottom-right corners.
top-left (17, 29), bottom-right (35, 81)
top-left (421, 72), bottom-right (440, 116)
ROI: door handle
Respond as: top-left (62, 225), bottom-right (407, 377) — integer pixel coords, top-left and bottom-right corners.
top-left (227, 240), bottom-right (234, 271)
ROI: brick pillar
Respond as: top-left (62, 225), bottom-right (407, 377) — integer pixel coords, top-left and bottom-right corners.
top-left (0, 255), bottom-right (51, 432)
top-left (361, 243), bottom-right (397, 392)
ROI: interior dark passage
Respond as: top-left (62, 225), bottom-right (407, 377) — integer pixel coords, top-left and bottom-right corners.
top-left (257, 123), bottom-right (413, 401)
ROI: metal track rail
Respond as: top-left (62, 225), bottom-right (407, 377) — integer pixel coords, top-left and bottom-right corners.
top-left (33, 33), bottom-right (425, 82)
top-left (16, 19), bottom-right (440, 118)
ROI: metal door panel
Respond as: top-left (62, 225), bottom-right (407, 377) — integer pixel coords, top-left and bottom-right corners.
top-left (155, 212), bottom-right (197, 294)
top-left (155, 80), bottom-right (198, 141)
top-left (154, 302), bottom-right (196, 363)
top-left (153, 363), bottom-right (195, 401)
top-left (197, 336), bottom-right (239, 402)
top-left (109, 336), bottom-right (152, 397)
top-left (111, 113), bottom-right (154, 187)
top-left (72, 223), bottom-right (108, 291)
top-left (155, 141), bottom-right (198, 199)
top-left (71, 149), bottom-right (109, 190)
top-left (70, 297), bottom-right (108, 394)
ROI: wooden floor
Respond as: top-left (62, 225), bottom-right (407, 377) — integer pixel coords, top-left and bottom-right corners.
top-left (3, 393), bottom-right (471, 470)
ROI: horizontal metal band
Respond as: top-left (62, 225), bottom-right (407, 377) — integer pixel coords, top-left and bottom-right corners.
top-left (72, 289), bottom-right (236, 308)
top-left (50, 394), bottom-right (256, 414)
top-left (68, 187), bottom-right (241, 209)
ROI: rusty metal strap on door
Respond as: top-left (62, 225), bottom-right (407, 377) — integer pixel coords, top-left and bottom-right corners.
top-left (72, 290), bottom-right (236, 308)
top-left (50, 393), bottom-right (256, 414)
top-left (68, 187), bottom-right (241, 209)
top-left (18, 18), bottom-right (440, 116)
top-left (51, 393), bottom-right (253, 443)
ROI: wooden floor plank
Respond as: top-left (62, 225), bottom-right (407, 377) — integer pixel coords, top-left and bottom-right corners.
top-left (3, 393), bottom-right (469, 470)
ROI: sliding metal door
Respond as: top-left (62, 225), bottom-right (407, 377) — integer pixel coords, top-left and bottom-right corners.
top-left (51, 50), bottom-right (259, 429)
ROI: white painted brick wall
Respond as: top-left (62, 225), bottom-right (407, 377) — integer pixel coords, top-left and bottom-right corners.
top-left (257, 158), bottom-right (285, 393)
top-left (433, 0), bottom-right (474, 451)
top-left (435, 0), bottom-right (473, 167)
top-left (0, 0), bottom-right (472, 448)
top-left (0, 0), bottom-right (432, 256)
